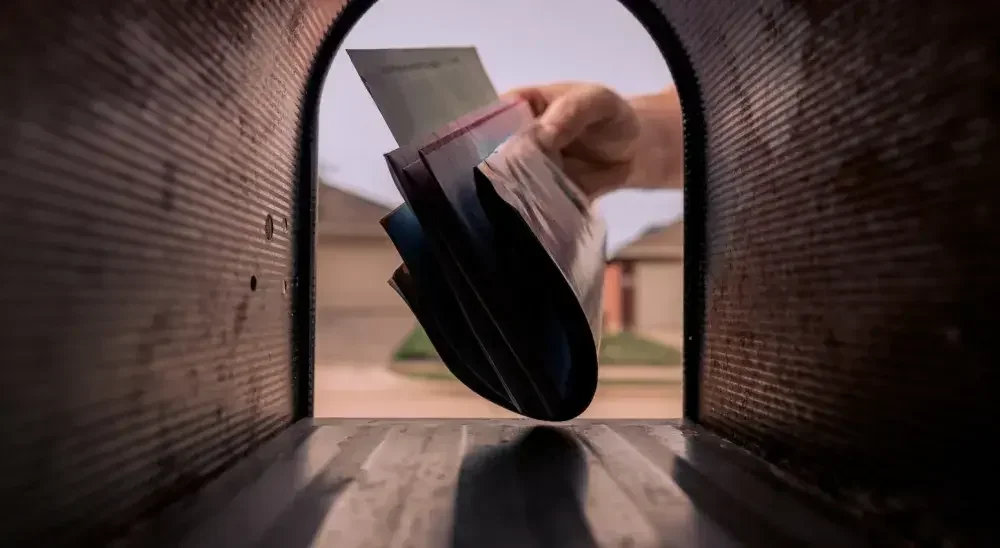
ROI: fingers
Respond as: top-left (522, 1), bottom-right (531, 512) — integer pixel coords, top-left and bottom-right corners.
top-left (501, 82), bottom-right (632, 157)
top-left (500, 87), bottom-right (548, 117)
top-left (536, 85), bottom-right (625, 151)
top-left (500, 82), bottom-right (589, 118)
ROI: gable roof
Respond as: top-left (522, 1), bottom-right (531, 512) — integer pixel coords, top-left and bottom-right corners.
top-left (317, 182), bottom-right (395, 238)
top-left (611, 218), bottom-right (683, 261)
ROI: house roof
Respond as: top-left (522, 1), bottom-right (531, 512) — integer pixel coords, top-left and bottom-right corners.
top-left (611, 218), bottom-right (683, 261)
top-left (317, 182), bottom-right (395, 238)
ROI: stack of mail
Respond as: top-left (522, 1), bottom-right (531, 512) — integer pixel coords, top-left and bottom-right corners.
top-left (348, 47), bottom-right (606, 420)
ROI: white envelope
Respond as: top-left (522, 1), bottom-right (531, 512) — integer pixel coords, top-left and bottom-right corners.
top-left (347, 47), bottom-right (499, 146)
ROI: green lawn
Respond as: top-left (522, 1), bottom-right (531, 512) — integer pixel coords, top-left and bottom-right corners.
top-left (387, 360), bottom-right (680, 386)
top-left (394, 325), bottom-right (441, 361)
top-left (599, 331), bottom-right (682, 365)
top-left (394, 326), bottom-right (681, 366)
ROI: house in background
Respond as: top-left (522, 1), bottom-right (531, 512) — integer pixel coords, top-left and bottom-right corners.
top-left (316, 181), bottom-right (683, 348)
top-left (602, 219), bottom-right (683, 342)
top-left (316, 183), bottom-right (409, 322)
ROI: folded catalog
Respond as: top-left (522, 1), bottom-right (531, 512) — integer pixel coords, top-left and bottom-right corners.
top-left (380, 98), bottom-right (607, 421)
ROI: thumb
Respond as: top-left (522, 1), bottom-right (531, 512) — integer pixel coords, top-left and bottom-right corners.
top-left (536, 85), bottom-right (623, 151)
top-left (500, 87), bottom-right (548, 117)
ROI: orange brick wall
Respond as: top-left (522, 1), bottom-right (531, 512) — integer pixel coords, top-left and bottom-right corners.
top-left (602, 262), bottom-right (623, 333)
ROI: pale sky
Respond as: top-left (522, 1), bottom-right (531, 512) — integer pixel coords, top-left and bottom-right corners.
top-left (317, 0), bottom-right (683, 252)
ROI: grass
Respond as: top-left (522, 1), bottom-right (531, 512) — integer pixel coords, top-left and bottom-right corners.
top-left (599, 331), bottom-right (681, 366)
top-left (394, 325), bottom-right (441, 360)
top-left (393, 326), bottom-right (681, 366)
top-left (386, 361), bottom-right (680, 386)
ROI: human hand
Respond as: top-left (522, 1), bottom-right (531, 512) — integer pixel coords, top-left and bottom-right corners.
top-left (502, 83), bottom-right (639, 199)
top-left (502, 82), bottom-right (683, 198)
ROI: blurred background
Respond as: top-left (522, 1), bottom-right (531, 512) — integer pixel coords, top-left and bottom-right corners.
top-left (314, 0), bottom-right (683, 418)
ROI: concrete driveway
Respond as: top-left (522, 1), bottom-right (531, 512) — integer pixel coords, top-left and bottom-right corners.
top-left (312, 311), bottom-right (684, 419)
top-left (315, 363), bottom-right (682, 419)
top-left (315, 310), bottom-right (416, 363)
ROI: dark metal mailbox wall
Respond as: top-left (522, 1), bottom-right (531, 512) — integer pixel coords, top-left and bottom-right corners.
top-left (1, 0), bottom-right (997, 545)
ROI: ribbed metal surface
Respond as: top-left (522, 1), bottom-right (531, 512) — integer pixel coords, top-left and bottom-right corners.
top-left (119, 420), bottom-right (888, 548)
top-left (0, 0), bottom-right (342, 544)
top-left (659, 0), bottom-right (1000, 542)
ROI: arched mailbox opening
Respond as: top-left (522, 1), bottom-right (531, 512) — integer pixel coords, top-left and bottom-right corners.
top-left (306, 0), bottom-right (697, 421)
